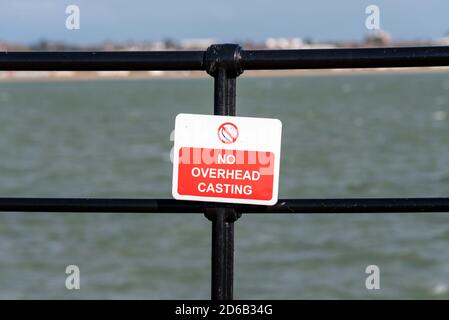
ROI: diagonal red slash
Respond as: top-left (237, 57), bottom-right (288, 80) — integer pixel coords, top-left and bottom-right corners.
top-left (218, 122), bottom-right (238, 144)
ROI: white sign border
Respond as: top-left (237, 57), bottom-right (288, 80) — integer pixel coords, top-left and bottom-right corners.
top-left (172, 113), bottom-right (282, 206)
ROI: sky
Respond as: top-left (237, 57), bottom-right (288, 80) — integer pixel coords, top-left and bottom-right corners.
top-left (0, 0), bottom-right (448, 44)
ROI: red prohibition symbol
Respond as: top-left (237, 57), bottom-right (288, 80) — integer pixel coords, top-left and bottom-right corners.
top-left (218, 122), bottom-right (239, 144)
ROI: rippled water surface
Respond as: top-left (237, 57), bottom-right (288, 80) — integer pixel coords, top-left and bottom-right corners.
top-left (1, 73), bottom-right (449, 298)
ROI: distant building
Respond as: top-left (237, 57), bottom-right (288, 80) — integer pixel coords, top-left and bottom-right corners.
top-left (302, 43), bottom-right (337, 49)
top-left (265, 38), bottom-right (303, 49)
top-left (180, 38), bottom-right (216, 49)
top-left (436, 37), bottom-right (449, 45)
top-left (364, 30), bottom-right (392, 46)
top-left (0, 41), bottom-right (28, 51)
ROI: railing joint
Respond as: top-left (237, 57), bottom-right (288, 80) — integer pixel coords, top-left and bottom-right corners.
top-left (204, 44), bottom-right (243, 77)
top-left (204, 208), bottom-right (241, 223)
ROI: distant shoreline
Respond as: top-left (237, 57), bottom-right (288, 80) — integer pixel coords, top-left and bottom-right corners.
top-left (1, 67), bottom-right (449, 83)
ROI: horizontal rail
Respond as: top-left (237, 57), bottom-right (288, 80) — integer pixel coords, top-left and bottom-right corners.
top-left (241, 46), bottom-right (449, 70)
top-left (0, 51), bottom-right (205, 71)
top-left (1, 46), bottom-right (449, 71)
top-left (0, 198), bottom-right (448, 213)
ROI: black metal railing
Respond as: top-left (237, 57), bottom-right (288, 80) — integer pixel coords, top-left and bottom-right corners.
top-left (1, 44), bottom-right (449, 300)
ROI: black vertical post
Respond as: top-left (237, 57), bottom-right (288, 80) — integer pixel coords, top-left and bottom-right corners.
top-left (204, 44), bottom-right (243, 300)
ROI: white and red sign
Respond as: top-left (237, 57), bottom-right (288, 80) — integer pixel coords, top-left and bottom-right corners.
top-left (172, 113), bottom-right (282, 205)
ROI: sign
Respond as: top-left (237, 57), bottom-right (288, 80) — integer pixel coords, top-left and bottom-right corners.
top-left (172, 113), bottom-right (282, 205)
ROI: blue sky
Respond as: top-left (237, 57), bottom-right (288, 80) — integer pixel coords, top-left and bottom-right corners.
top-left (1, 0), bottom-right (448, 44)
